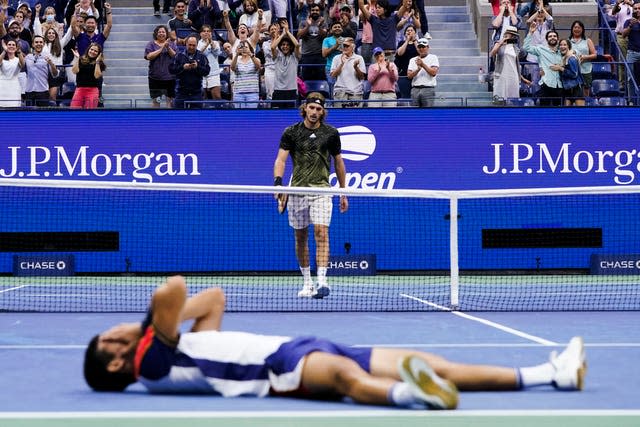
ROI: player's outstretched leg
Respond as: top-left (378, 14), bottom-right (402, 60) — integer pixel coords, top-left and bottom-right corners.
top-left (398, 355), bottom-right (459, 409)
top-left (550, 336), bottom-right (586, 390)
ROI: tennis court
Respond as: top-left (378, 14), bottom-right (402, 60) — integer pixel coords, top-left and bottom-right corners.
top-left (1, 281), bottom-right (639, 426)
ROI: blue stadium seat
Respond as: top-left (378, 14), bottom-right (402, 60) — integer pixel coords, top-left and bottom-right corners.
top-left (304, 80), bottom-right (331, 99)
top-left (592, 62), bottom-right (616, 80)
top-left (597, 96), bottom-right (627, 106)
top-left (591, 79), bottom-right (620, 97)
top-left (505, 97), bottom-right (536, 107)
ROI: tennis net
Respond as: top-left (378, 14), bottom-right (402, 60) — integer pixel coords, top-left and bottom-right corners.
top-left (0, 179), bottom-right (638, 312)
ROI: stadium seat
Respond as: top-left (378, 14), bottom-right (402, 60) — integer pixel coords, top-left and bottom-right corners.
top-left (597, 96), bottom-right (627, 106)
top-left (505, 97), bottom-right (536, 107)
top-left (591, 79), bottom-right (620, 97)
top-left (303, 80), bottom-right (331, 99)
top-left (592, 62), bottom-right (616, 80)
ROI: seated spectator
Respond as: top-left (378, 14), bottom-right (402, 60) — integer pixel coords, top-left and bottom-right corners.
top-left (367, 45), bottom-right (398, 107)
top-left (0, 39), bottom-right (24, 107)
top-left (230, 40), bottom-right (261, 107)
top-left (198, 24), bottom-right (223, 101)
top-left (395, 0), bottom-right (422, 45)
top-left (70, 42), bottom-right (105, 109)
top-left (188, 0), bottom-right (222, 31)
top-left (145, 25), bottom-right (178, 107)
top-left (168, 1), bottom-right (195, 46)
top-left (297, 2), bottom-right (327, 81)
top-left (271, 26), bottom-right (301, 108)
top-left (394, 24), bottom-right (417, 76)
top-left (330, 36), bottom-right (366, 107)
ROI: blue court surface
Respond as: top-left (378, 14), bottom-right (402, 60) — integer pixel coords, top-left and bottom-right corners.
top-left (1, 309), bottom-right (639, 427)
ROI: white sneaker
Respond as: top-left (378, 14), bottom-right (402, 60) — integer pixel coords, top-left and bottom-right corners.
top-left (551, 336), bottom-right (586, 391)
top-left (297, 284), bottom-right (316, 298)
top-left (398, 356), bottom-right (459, 409)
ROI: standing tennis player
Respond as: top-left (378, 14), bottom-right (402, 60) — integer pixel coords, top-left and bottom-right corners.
top-left (273, 92), bottom-right (348, 298)
top-left (84, 276), bottom-right (587, 407)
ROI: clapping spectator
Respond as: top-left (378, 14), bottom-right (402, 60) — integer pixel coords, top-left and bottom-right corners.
top-left (188, 0), bottom-right (222, 31)
top-left (394, 24), bottom-right (417, 76)
top-left (168, 1), bottom-right (194, 46)
top-left (198, 24), bottom-right (223, 101)
top-left (70, 42), bottom-right (105, 108)
top-left (0, 39), bottom-right (24, 106)
top-left (407, 37), bottom-right (438, 107)
top-left (297, 2), bottom-right (327, 81)
top-left (358, 0), bottom-right (408, 63)
top-left (338, 6), bottom-right (357, 39)
top-left (395, 0), bottom-right (422, 45)
top-left (261, 22), bottom-right (281, 100)
top-left (330, 36), bottom-right (366, 107)
top-left (321, 20), bottom-right (343, 90)
top-left (25, 35), bottom-right (59, 106)
top-left (367, 46), bottom-right (398, 107)
top-left (568, 20), bottom-right (595, 98)
top-left (145, 25), bottom-right (177, 107)
top-left (270, 26), bottom-right (301, 108)
top-left (491, 0), bottom-right (519, 43)
top-left (230, 40), bottom-right (261, 108)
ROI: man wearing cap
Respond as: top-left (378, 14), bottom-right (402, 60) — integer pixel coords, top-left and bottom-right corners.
top-left (271, 26), bottom-right (301, 108)
top-left (330, 36), bottom-right (366, 107)
top-left (273, 92), bottom-right (349, 299)
top-left (338, 5), bottom-right (357, 39)
top-left (407, 36), bottom-right (438, 107)
top-left (367, 46), bottom-right (398, 107)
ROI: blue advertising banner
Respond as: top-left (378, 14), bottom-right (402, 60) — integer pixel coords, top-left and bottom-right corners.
top-left (327, 254), bottom-right (376, 276)
top-left (0, 108), bottom-right (639, 190)
top-left (590, 254), bottom-right (640, 275)
top-left (13, 255), bottom-right (75, 276)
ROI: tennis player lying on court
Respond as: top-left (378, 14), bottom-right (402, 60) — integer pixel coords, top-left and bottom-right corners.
top-left (84, 276), bottom-right (586, 409)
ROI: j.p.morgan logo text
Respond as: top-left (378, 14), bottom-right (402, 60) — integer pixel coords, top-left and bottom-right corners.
top-left (0, 146), bottom-right (201, 183)
top-left (483, 143), bottom-right (640, 185)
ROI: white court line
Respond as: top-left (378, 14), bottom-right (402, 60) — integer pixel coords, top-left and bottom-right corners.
top-left (0, 285), bottom-right (29, 294)
top-left (400, 294), bottom-right (558, 346)
top-left (0, 410), bottom-right (639, 419)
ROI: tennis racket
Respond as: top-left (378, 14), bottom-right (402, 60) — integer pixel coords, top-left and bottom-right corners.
top-left (277, 193), bottom-right (289, 214)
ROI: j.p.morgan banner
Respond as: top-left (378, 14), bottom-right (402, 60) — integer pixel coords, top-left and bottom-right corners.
top-left (1, 108), bottom-right (639, 190)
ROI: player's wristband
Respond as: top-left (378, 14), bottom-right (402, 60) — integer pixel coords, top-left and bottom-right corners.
top-left (274, 176), bottom-right (283, 186)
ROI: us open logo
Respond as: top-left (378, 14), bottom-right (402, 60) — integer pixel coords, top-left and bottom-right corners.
top-left (337, 126), bottom-right (376, 161)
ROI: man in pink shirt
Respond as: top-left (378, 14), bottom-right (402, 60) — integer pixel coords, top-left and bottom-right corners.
top-left (367, 46), bottom-right (398, 107)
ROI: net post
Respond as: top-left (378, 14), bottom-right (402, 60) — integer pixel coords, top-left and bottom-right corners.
top-left (449, 195), bottom-right (459, 309)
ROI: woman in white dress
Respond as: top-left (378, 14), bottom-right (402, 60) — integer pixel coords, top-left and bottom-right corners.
top-left (489, 25), bottom-right (530, 102)
top-left (0, 40), bottom-right (26, 107)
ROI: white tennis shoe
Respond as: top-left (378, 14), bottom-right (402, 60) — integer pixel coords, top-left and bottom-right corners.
top-left (297, 283), bottom-right (316, 298)
top-left (398, 355), bottom-right (459, 409)
top-left (551, 336), bottom-right (586, 391)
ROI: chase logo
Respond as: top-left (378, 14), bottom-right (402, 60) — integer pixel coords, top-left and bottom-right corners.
top-left (338, 126), bottom-right (376, 161)
top-left (13, 255), bottom-right (75, 277)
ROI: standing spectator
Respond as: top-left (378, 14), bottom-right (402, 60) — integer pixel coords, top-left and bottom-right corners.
top-left (321, 20), bottom-right (343, 91)
top-left (10, 9), bottom-right (33, 45)
top-left (266, 0), bottom-right (287, 22)
top-left (490, 0), bottom-right (515, 17)
top-left (609, 0), bottom-right (634, 89)
top-left (550, 38), bottom-right (583, 106)
top-left (223, 9), bottom-right (261, 55)
top-left (273, 92), bottom-right (348, 298)
top-left (230, 40), bottom-right (261, 107)
top-left (337, 5), bottom-right (357, 39)
top-left (40, 27), bottom-right (68, 103)
top-left (168, 1), bottom-right (194, 46)
top-left (72, 2), bottom-right (112, 55)
top-left (144, 25), bottom-right (177, 108)
top-left (238, 0), bottom-right (269, 35)
top-left (297, 3), bottom-right (327, 81)
top-left (523, 25), bottom-right (562, 106)
top-left (169, 34), bottom-right (210, 108)
top-left (357, 0), bottom-right (408, 63)
top-left (35, 0), bottom-right (67, 24)
top-left (395, 0), bottom-right (422, 46)
top-left (394, 23), bottom-right (417, 76)
top-left (0, 39), bottom-right (24, 106)
top-left (198, 24), bottom-right (223, 101)
top-left (489, 26), bottom-right (528, 102)
top-left (491, 0), bottom-right (519, 44)
top-left (568, 20), bottom-right (595, 99)
top-left (70, 42), bottom-right (105, 108)
top-left (0, 18), bottom-right (31, 53)
top-left (271, 26), bottom-right (301, 108)
top-left (262, 22), bottom-right (281, 100)
top-left (189, 0), bottom-right (222, 31)
top-left (517, 0), bottom-right (551, 19)
top-left (407, 36), bottom-right (438, 107)
top-left (623, 2), bottom-right (640, 103)
top-left (153, 0), bottom-right (172, 16)
top-left (24, 34), bottom-right (58, 106)
top-left (330, 36), bottom-right (366, 107)
top-left (523, 7), bottom-right (552, 73)
top-left (367, 46), bottom-right (398, 107)
top-left (34, 4), bottom-right (65, 38)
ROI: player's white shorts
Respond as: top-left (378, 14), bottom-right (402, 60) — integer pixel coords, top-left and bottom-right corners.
top-left (203, 75), bottom-right (221, 89)
top-left (288, 195), bottom-right (332, 229)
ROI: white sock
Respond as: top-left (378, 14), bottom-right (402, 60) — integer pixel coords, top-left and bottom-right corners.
top-left (317, 267), bottom-right (328, 286)
top-left (300, 267), bottom-right (312, 286)
top-left (518, 362), bottom-right (555, 388)
top-left (388, 382), bottom-right (417, 407)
